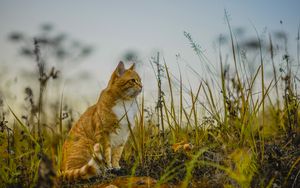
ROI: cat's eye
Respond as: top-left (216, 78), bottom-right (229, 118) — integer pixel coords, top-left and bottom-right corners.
top-left (130, 79), bottom-right (136, 83)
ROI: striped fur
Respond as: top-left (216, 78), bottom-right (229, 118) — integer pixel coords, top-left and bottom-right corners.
top-left (61, 144), bottom-right (103, 181)
top-left (60, 62), bottom-right (142, 181)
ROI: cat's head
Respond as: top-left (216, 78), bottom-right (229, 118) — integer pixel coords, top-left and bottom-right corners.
top-left (108, 61), bottom-right (142, 99)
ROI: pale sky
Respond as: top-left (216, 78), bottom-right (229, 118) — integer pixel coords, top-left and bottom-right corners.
top-left (0, 0), bottom-right (299, 108)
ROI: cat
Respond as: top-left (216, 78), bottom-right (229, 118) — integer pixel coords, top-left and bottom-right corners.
top-left (61, 61), bottom-right (142, 180)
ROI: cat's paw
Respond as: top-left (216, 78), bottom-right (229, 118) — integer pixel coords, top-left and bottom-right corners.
top-left (105, 163), bottom-right (113, 171)
top-left (110, 167), bottom-right (127, 176)
top-left (106, 166), bottom-right (115, 174)
top-left (113, 166), bottom-right (121, 170)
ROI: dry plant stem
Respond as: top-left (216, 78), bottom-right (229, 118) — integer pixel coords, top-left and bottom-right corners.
top-left (156, 52), bottom-right (165, 139)
top-left (34, 39), bottom-right (46, 147)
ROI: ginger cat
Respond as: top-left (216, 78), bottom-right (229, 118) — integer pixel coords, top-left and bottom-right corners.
top-left (61, 61), bottom-right (142, 180)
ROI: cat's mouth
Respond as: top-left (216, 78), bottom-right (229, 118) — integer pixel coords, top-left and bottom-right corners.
top-left (132, 88), bottom-right (142, 96)
top-left (136, 87), bottom-right (142, 94)
top-left (126, 87), bottom-right (142, 97)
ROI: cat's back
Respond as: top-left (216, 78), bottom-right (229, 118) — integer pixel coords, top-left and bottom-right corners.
top-left (67, 104), bottom-right (98, 137)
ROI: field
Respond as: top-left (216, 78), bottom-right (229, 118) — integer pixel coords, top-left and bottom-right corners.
top-left (0, 18), bottom-right (300, 188)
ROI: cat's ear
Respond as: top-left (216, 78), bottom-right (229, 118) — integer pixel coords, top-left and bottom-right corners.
top-left (129, 63), bottom-right (136, 70)
top-left (115, 61), bottom-right (125, 77)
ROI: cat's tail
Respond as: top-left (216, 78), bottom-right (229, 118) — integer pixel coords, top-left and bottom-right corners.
top-left (61, 157), bottom-right (102, 180)
top-left (60, 144), bottom-right (104, 181)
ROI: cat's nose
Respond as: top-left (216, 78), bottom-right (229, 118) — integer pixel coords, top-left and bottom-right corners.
top-left (138, 84), bottom-right (143, 92)
top-left (137, 83), bottom-right (143, 89)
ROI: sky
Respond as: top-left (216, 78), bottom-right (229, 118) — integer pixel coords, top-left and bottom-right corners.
top-left (0, 0), bottom-right (299, 108)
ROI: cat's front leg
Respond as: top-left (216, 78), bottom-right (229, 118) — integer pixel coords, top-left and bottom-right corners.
top-left (103, 135), bottom-right (112, 169)
top-left (112, 145), bottom-right (124, 169)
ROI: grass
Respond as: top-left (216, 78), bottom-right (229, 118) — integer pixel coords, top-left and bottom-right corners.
top-left (0, 18), bottom-right (300, 187)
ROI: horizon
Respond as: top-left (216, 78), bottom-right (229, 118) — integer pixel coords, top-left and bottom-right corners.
top-left (0, 0), bottom-right (299, 111)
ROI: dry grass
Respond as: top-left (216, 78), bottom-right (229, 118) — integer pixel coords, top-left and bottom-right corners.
top-left (0, 17), bottom-right (300, 188)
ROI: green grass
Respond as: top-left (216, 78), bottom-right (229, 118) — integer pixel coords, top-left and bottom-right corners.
top-left (0, 20), bottom-right (300, 187)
